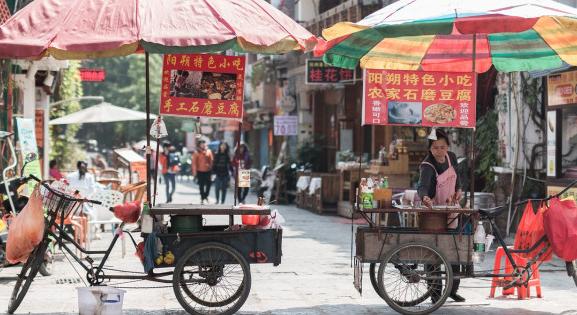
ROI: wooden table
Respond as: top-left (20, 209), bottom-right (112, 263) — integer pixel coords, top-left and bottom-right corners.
top-left (151, 204), bottom-right (271, 226)
top-left (357, 207), bottom-right (478, 228)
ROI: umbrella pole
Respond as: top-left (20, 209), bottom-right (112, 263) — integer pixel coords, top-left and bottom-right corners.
top-left (153, 136), bottom-right (160, 206)
top-left (470, 34), bottom-right (477, 209)
top-left (145, 52), bottom-right (152, 206)
top-left (234, 121), bottom-right (241, 206)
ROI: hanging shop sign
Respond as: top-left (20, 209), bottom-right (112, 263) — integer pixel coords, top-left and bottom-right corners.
top-left (273, 115), bottom-right (298, 136)
top-left (160, 54), bottom-right (246, 121)
top-left (547, 110), bottom-right (557, 177)
top-left (306, 59), bottom-right (355, 84)
top-left (79, 68), bottom-right (106, 82)
top-left (362, 69), bottom-right (476, 128)
top-left (238, 169), bottom-right (251, 188)
top-left (547, 69), bottom-right (577, 106)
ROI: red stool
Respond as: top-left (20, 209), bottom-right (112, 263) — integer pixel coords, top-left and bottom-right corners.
top-left (490, 247), bottom-right (542, 299)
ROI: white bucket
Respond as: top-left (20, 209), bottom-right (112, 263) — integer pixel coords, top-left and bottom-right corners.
top-left (77, 287), bottom-right (126, 315)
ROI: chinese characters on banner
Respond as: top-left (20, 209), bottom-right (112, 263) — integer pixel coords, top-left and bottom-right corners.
top-left (274, 115), bottom-right (298, 136)
top-left (306, 59), bottom-right (355, 84)
top-left (362, 69), bottom-right (476, 128)
top-left (160, 54), bottom-right (246, 121)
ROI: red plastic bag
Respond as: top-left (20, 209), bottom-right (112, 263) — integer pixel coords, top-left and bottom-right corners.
top-left (544, 198), bottom-right (577, 261)
top-left (113, 201), bottom-right (141, 223)
top-left (6, 187), bottom-right (45, 263)
top-left (514, 202), bottom-right (536, 255)
top-left (530, 206), bottom-right (553, 261)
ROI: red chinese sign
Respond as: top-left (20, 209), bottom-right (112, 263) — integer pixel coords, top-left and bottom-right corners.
top-left (362, 69), bottom-right (476, 128)
top-left (79, 68), bottom-right (106, 82)
top-left (306, 59), bottom-right (355, 84)
top-left (160, 54), bottom-right (246, 121)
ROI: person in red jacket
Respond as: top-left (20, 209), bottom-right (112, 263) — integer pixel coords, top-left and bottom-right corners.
top-left (192, 140), bottom-right (214, 204)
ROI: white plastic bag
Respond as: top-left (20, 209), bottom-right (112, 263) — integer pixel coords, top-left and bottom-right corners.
top-left (258, 209), bottom-right (285, 229)
top-left (150, 117), bottom-right (168, 139)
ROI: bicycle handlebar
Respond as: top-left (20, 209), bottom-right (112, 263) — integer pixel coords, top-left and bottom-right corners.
top-left (28, 174), bottom-right (102, 205)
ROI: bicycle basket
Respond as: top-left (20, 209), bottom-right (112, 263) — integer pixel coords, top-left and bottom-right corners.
top-left (39, 182), bottom-right (85, 219)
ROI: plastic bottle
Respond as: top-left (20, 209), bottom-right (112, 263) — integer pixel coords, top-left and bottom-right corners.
top-left (382, 176), bottom-right (389, 189)
top-left (473, 221), bottom-right (486, 263)
top-left (141, 203), bottom-right (153, 234)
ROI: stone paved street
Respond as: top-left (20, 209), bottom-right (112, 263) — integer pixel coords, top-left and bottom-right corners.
top-left (1, 179), bottom-right (576, 314)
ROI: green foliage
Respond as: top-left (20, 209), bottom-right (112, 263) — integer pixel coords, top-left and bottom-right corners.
top-left (297, 136), bottom-right (324, 172)
top-left (50, 61), bottom-right (85, 169)
top-left (80, 55), bottom-right (183, 151)
top-left (475, 109), bottom-right (500, 192)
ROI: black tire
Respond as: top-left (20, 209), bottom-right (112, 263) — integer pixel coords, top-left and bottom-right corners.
top-left (567, 260), bottom-right (577, 288)
top-left (369, 263), bottom-right (383, 298)
top-left (370, 262), bottom-right (431, 306)
top-left (173, 242), bottom-right (251, 315)
top-left (7, 238), bottom-right (49, 314)
top-left (38, 246), bottom-right (54, 277)
top-left (377, 243), bottom-right (453, 315)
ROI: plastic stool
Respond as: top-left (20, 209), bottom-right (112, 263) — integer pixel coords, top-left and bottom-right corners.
top-left (490, 247), bottom-right (542, 299)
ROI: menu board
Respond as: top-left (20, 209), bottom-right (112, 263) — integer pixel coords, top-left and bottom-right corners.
top-left (160, 54), bottom-right (246, 121)
top-left (363, 69), bottom-right (476, 128)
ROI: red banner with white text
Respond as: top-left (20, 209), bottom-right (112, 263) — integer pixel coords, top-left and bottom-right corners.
top-left (362, 69), bottom-right (476, 128)
top-left (160, 54), bottom-right (246, 121)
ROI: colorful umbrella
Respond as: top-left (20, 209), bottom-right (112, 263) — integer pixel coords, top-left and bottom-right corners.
top-left (0, 0), bottom-right (316, 59)
top-left (315, 0), bottom-right (577, 73)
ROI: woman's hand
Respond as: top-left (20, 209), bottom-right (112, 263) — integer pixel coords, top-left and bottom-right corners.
top-left (422, 196), bottom-right (433, 209)
top-left (452, 190), bottom-right (463, 206)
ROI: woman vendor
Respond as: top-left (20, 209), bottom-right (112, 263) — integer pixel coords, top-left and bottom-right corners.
top-left (417, 128), bottom-right (465, 303)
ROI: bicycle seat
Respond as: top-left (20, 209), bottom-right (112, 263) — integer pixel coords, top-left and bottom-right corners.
top-left (478, 205), bottom-right (506, 219)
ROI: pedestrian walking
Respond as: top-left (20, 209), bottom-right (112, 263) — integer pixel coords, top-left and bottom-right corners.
top-left (192, 140), bottom-right (214, 205)
top-left (160, 142), bottom-right (179, 203)
top-left (233, 142), bottom-right (251, 204)
top-left (212, 142), bottom-right (232, 204)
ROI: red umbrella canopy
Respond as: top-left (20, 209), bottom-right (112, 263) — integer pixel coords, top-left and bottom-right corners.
top-left (0, 0), bottom-right (316, 59)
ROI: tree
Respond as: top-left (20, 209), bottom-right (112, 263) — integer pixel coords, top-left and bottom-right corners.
top-left (79, 55), bottom-right (184, 151)
top-left (50, 61), bottom-right (86, 169)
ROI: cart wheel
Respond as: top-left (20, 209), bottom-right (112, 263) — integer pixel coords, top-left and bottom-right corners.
top-left (173, 242), bottom-right (251, 315)
top-left (7, 238), bottom-right (49, 314)
top-left (371, 262), bottom-right (431, 305)
top-left (377, 243), bottom-right (453, 315)
top-left (369, 263), bottom-right (384, 298)
top-left (567, 260), bottom-right (577, 288)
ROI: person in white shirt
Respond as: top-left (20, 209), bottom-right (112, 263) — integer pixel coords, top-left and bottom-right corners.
top-left (66, 161), bottom-right (97, 197)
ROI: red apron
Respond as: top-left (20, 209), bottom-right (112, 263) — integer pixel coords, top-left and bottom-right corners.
top-left (421, 154), bottom-right (458, 228)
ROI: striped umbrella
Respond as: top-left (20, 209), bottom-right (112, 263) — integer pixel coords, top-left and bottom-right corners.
top-left (315, 0), bottom-right (577, 73)
top-left (0, 0), bottom-right (316, 59)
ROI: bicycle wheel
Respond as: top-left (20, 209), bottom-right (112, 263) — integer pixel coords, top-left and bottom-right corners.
top-left (173, 242), bottom-right (251, 315)
top-left (7, 238), bottom-right (49, 314)
top-left (567, 260), bottom-right (577, 288)
top-left (377, 243), bottom-right (453, 315)
top-left (38, 244), bottom-right (54, 277)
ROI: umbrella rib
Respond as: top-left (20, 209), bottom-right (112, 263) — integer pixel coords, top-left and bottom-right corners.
top-left (247, 0), bottom-right (304, 47)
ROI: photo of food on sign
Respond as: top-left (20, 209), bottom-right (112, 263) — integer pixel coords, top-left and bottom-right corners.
top-left (423, 103), bottom-right (457, 124)
top-left (170, 70), bottom-right (237, 101)
top-left (388, 102), bottom-right (422, 124)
